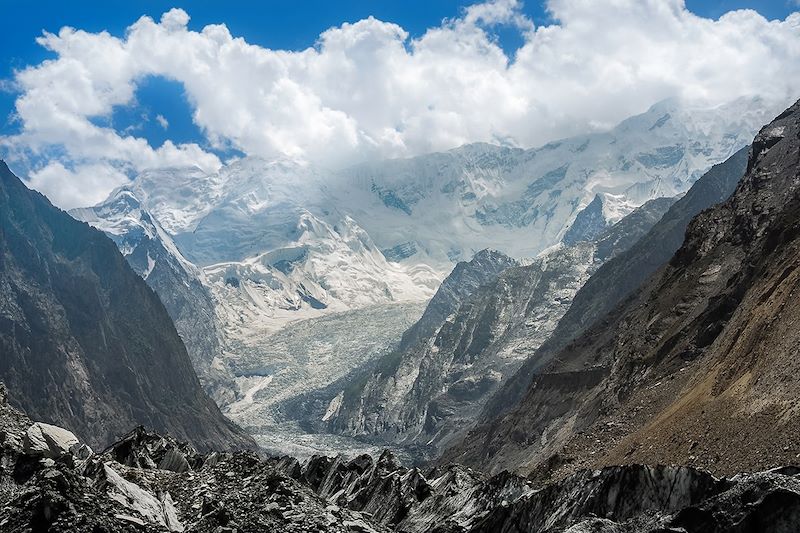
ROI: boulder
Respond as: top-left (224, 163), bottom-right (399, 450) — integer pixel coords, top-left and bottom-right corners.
top-left (22, 422), bottom-right (86, 459)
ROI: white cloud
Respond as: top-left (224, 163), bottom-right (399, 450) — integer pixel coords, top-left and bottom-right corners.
top-left (2, 0), bottom-right (800, 208)
top-left (155, 114), bottom-right (169, 129)
top-left (28, 161), bottom-right (129, 210)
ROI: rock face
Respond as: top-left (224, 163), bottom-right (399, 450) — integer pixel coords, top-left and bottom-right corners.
top-left (0, 162), bottom-right (255, 452)
top-left (313, 198), bottom-right (673, 459)
top-left (446, 100), bottom-right (800, 479)
top-left (479, 145), bottom-right (750, 426)
top-left (1, 394), bottom-right (799, 532)
top-left (394, 250), bottom-right (520, 354)
top-left (71, 190), bottom-right (234, 404)
top-left (561, 194), bottom-right (606, 246)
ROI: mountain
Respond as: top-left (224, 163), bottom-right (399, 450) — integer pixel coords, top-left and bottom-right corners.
top-left (70, 189), bottom-right (234, 404)
top-left (72, 97), bottom-right (771, 456)
top-left (479, 145), bottom-right (750, 426)
top-left (331, 96), bottom-right (770, 264)
top-left (0, 161), bottom-right (255, 451)
top-left (76, 97), bottom-right (770, 345)
top-left (312, 197), bottom-right (673, 458)
top-left (76, 157), bottom-right (442, 334)
top-left (445, 100), bottom-right (800, 479)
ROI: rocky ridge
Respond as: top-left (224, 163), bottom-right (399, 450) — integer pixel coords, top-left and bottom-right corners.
top-left (307, 197), bottom-right (674, 459)
top-left (446, 100), bottom-right (800, 480)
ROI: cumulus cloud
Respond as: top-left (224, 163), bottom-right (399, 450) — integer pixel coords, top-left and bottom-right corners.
top-left (2, 0), bottom-right (800, 208)
top-left (28, 161), bottom-right (129, 209)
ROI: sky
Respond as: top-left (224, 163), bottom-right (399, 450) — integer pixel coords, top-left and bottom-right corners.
top-left (1, 0), bottom-right (799, 209)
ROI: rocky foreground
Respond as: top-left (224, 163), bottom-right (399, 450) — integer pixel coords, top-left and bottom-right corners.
top-left (1, 385), bottom-right (799, 532)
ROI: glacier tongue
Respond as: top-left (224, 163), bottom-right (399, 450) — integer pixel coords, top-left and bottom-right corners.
top-left (70, 95), bottom-right (775, 458)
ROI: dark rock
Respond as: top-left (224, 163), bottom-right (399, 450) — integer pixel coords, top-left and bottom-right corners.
top-left (0, 162), bottom-right (255, 453)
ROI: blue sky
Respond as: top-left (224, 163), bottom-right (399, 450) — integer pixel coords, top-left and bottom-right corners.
top-left (2, 0), bottom-right (799, 209)
top-left (1, 0), bottom-right (796, 153)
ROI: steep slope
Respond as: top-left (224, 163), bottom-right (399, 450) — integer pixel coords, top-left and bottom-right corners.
top-left (316, 198), bottom-right (673, 458)
top-left (0, 161), bottom-right (255, 451)
top-left (312, 250), bottom-right (519, 441)
top-left (446, 100), bottom-right (800, 478)
top-left (70, 190), bottom-right (234, 403)
top-left (480, 146), bottom-right (750, 425)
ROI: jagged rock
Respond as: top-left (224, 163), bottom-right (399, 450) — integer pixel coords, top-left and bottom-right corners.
top-left (100, 462), bottom-right (184, 532)
top-left (2, 390), bottom-right (800, 532)
top-left (101, 426), bottom-right (202, 472)
top-left (22, 422), bottom-right (83, 460)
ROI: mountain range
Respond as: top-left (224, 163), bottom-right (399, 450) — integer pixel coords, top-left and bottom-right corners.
top-left (68, 97), bottom-right (772, 446)
top-left (2, 88), bottom-right (800, 531)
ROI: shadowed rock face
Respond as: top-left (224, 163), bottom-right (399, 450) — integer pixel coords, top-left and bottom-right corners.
top-left (0, 162), bottom-right (255, 452)
top-left (561, 194), bottom-right (606, 246)
top-left (445, 101), bottom-right (800, 479)
top-left (71, 191), bottom-right (235, 405)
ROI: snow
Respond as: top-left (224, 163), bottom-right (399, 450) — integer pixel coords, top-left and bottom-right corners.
top-left (322, 391), bottom-right (344, 422)
top-left (143, 252), bottom-right (156, 279)
top-left (227, 375), bottom-right (273, 414)
top-left (70, 95), bottom-right (772, 458)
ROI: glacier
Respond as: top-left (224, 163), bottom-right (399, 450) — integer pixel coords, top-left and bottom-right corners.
top-left (70, 95), bottom-right (775, 457)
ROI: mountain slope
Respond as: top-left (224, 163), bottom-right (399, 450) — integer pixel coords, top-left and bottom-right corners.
top-left (445, 100), bottom-right (800, 478)
top-left (333, 97), bottom-right (770, 264)
top-left (316, 197), bottom-right (673, 457)
top-left (0, 161), bottom-right (255, 451)
top-left (479, 146), bottom-right (750, 425)
top-left (70, 189), bottom-right (234, 403)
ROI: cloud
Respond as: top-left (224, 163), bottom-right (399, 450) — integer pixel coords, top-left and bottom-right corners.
top-left (2, 0), bottom-right (800, 208)
top-left (155, 114), bottom-right (169, 129)
top-left (28, 161), bottom-right (129, 210)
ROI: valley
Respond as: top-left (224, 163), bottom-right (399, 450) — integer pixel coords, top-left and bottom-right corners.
top-left (68, 97), bottom-right (771, 463)
top-left (2, 2), bottom-right (800, 531)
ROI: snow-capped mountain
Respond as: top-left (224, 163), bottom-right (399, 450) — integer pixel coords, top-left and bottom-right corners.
top-left (329, 96), bottom-right (771, 264)
top-left (203, 211), bottom-right (441, 338)
top-left (71, 96), bottom-right (773, 457)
